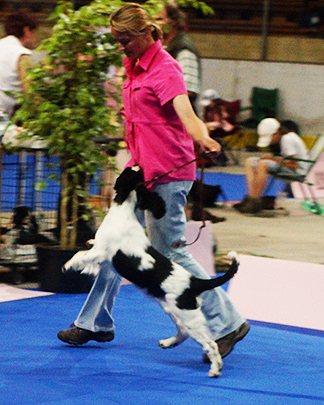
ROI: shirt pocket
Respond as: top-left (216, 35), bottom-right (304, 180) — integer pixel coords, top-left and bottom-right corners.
top-left (131, 84), bottom-right (144, 109)
top-left (123, 81), bottom-right (130, 90)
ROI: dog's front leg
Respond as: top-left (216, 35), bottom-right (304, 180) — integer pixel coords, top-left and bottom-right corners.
top-left (63, 248), bottom-right (103, 277)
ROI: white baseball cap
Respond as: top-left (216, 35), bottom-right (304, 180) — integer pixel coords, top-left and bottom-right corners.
top-left (257, 118), bottom-right (280, 147)
top-left (199, 89), bottom-right (220, 106)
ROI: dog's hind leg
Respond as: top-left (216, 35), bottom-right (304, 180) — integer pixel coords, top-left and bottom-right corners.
top-left (203, 340), bottom-right (222, 378)
top-left (174, 308), bottom-right (223, 377)
top-left (158, 301), bottom-right (189, 349)
top-left (158, 328), bottom-right (189, 349)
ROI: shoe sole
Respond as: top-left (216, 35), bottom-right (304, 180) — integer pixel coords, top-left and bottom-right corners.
top-left (57, 332), bottom-right (114, 346)
top-left (57, 333), bottom-right (88, 345)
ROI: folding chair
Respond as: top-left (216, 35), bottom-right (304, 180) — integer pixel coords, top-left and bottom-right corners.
top-left (266, 133), bottom-right (324, 214)
top-left (241, 87), bottom-right (279, 129)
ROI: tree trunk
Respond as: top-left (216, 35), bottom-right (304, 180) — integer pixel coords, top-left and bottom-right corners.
top-left (60, 171), bottom-right (69, 249)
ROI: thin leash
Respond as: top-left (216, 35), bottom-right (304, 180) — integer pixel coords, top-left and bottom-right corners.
top-left (143, 151), bottom-right (219, 187)
top-left (144, 151), bottom-right (220, 248)
top-left (173, 155), bottom-right (208, 248)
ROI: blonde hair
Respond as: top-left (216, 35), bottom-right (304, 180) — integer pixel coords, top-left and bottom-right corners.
top-left (110, 3), bottom-right (162, 41)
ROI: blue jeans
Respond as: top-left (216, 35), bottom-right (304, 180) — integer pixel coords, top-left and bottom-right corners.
top-left (75, 181), bottom-right (244, 339)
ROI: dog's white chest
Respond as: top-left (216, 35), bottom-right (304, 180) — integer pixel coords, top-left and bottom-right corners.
top-left (94, 202), bottom-right (150, 261)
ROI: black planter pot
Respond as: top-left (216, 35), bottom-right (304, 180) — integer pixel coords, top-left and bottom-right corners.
top-left (37, 245), bottom-right (94, 293)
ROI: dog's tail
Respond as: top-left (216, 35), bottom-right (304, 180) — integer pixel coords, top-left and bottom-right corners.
top-left (190, 255), bottom-right (239, 296)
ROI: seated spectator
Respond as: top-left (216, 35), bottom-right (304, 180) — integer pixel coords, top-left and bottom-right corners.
top-left (198, 89), bottom-right (241, 166)
top-left (199, 88), bottom-right (220, 108)
top-left (269, 119), bottom-right (300, 156)
top-left (281, 119), bottom-right (300, 135)
top-left (234, 118), bottom-right (309, 214)
top-left (203, 98), bottom-right (239, 139)
top-left (0, 12), bottom-right (38, 118)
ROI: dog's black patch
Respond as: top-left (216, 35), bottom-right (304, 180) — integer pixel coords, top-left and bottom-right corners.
top-left (176, 281), bottom-right (199, 310)
top-left (112, 246), bottom-right (173, 299)
top-left (176, 260), bottom-right (239, 309)
top-left (113, 166), bottom-right (166, 219)
top-left (135, 185), bottom-right (166, 219)
top-left (114, 167), bottom-right (144, 205)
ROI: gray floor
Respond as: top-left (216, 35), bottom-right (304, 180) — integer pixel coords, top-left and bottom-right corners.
top-left (206, 153), bottom-right (324, 266)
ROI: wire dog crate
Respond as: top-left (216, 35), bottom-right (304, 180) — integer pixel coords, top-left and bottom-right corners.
top-left (0, 147), bottom-right (61, 274)
top-left (0, 139), bottom-right (122, 283)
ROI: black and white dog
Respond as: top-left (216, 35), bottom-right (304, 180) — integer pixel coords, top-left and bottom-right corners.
top-left (63, 166), bottom-right (239, 378)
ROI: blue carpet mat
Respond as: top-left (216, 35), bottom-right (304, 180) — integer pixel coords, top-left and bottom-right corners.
top-left (198, 171), bottom-right (287, 202)
top-left (2, 285), bottom-right (324, 405)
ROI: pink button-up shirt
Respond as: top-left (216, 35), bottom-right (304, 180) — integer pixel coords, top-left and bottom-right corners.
top-left (122, 40), bottom-right (196, 184)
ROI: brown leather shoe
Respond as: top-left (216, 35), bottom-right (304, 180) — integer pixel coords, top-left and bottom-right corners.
top-left (57, 327), bottom-right (114, 345)
top-left (233, 195), bottom-right (250, 211)
top-left (203, 322), bottom-right (250, 363)
top-left (237, 198), bottom-right (262, 214)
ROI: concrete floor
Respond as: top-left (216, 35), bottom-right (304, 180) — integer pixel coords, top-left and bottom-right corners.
top-left (206, 153), bottom-right (324, 266)
top-left (209, 198), bottom-right (324, 265)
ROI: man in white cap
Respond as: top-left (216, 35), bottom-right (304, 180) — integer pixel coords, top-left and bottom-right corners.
top-left (234, 118), bottom-right (309, 214)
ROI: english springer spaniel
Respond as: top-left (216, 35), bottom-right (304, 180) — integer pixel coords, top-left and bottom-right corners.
top-left (63, 166), bottom-right (239, 377)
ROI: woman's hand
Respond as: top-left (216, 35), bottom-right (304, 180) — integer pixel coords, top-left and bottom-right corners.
top-left (197, 136), bottom-right (221, 153)
top-left (206, 121), bottom-right (221, 130)
top-left (173, 94), bottom-right (221, 153)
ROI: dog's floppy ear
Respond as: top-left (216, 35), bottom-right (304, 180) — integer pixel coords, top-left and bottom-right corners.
top-left (114, 166), bottom-right (144, 204)
top-left (135, 185), bottom-right (166, 219)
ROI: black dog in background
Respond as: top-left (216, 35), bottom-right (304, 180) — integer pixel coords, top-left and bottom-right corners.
top-left (187, 181), bottom-right (227, 223)
top-left (12, 206), bottom-right (51, 245)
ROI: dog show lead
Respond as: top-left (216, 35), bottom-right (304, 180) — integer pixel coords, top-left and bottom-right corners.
top-left (57, 2), bottom-right (249, 365)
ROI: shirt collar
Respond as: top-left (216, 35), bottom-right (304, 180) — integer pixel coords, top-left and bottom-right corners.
top-left (124, 40), bottom-right (162, 75)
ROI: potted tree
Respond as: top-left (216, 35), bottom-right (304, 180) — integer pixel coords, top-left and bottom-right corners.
top-left (13, 0), bottom-right (124, 247)
top-left (11, 0), bottom-right (125, 291)
top-left (10, 0), bottom-right (212, 291)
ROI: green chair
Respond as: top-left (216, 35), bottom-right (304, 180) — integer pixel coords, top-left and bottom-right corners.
top-left (241, 87), bottom-right (279, 129)
top-left (266, 133), bottom-right (324, 214)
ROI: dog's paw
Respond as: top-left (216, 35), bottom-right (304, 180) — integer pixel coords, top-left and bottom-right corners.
top-left (62, 264), bottom-right (76, 273)
top-left (208, 368), bottom-right (221, 378)
top-left (159, 333), bottom-right (188, 349)
top-left (208, 353), bottom-right (223, 378)
top-left (86, 239), bottom-right (95, 248)
top-left (62, 261), bottom-right (72, 273)
top-left (159, 335), bottom-right (185, 349)
top-left (159, 338), bottom-right (178, 349)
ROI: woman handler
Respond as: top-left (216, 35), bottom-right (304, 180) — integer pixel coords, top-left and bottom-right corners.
top-left (58, 3), bottom-right (249, 359)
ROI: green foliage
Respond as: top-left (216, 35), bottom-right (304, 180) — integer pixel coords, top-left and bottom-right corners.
top-left (13, 0), bottom-right (127, 248)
